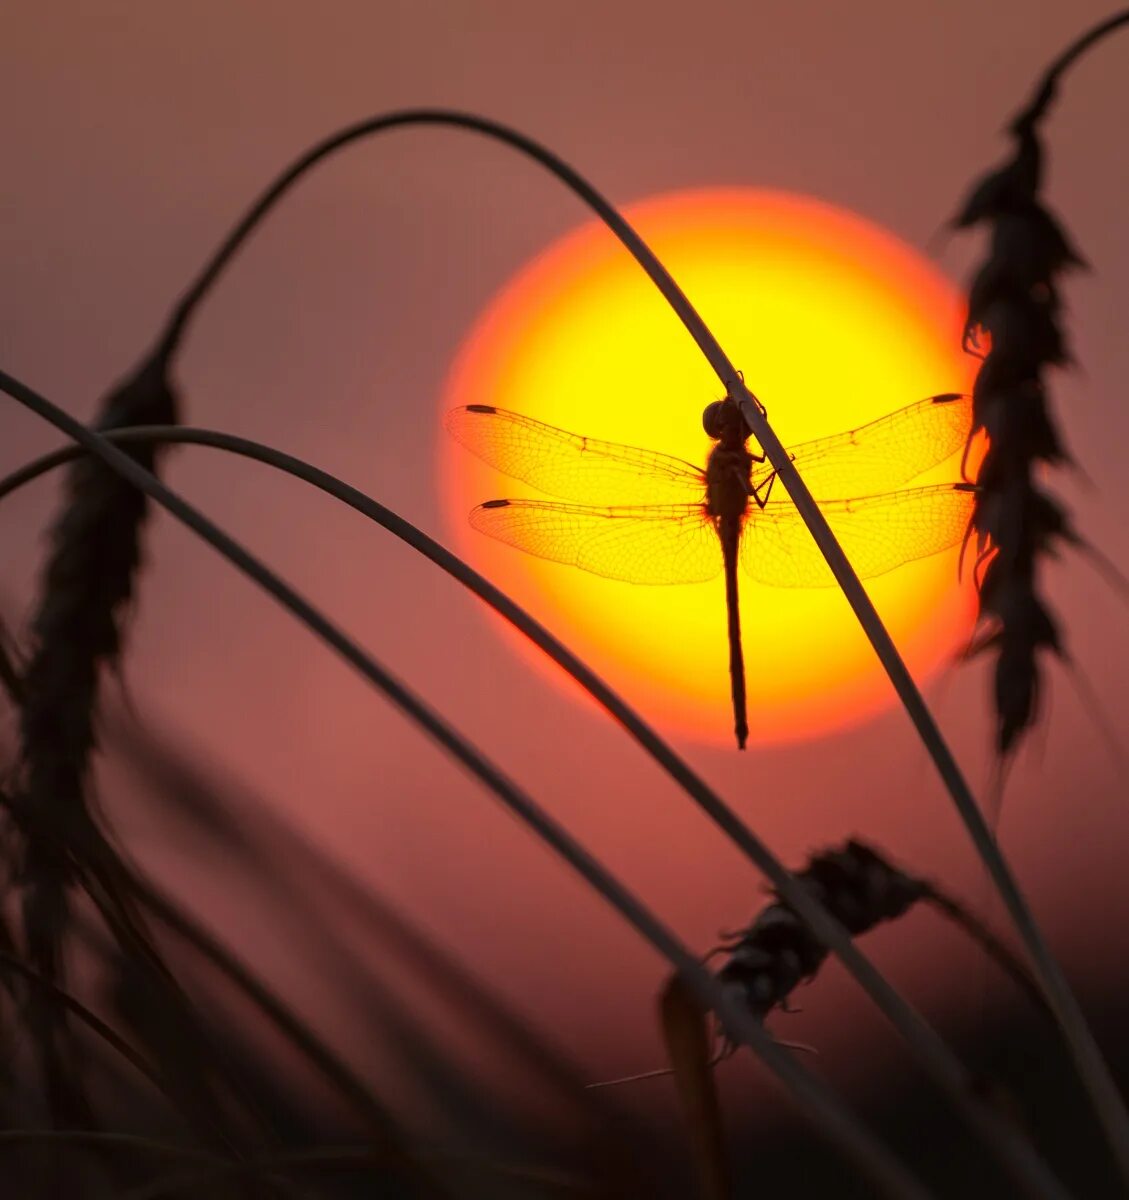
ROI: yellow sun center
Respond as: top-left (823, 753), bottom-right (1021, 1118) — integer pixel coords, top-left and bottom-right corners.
top-left (439, 188), bottom-right (978, 746)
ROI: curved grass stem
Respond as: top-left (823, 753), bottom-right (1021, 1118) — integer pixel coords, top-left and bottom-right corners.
top-left (1013, 8), bottom-right (1129, 129)
top-left (0, 368), bottom-right (938, 1200)
top-left (0, 952), bottom-right (164, 1101)
top-left (920, 891), bottom-right (1049, 1021)
top-left (0, 417), bottom-right (1076, 1200)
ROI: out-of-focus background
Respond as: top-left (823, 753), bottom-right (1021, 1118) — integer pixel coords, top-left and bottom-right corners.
top-left (2, 3), bottom-right (1128, 1193)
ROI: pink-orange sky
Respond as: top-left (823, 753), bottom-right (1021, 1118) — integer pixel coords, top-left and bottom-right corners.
top-left (3, 1), bottom-right (1129, 1117)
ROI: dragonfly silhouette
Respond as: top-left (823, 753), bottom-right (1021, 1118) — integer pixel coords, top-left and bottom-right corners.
top-left (446, 392), bottom-right (977, 749)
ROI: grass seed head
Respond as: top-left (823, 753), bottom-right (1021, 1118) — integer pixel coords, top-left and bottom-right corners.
top-left (14, 349), bottom-right (178, 1120)
top-left (954, 119), bottom-right (1079, 757)
top-left (715, 841), bottom-right (926, 1022)
top-left (951, 11), bottom-right (1129, 757)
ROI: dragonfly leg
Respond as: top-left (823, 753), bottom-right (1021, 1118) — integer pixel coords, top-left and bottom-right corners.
top-left (750, 468), bottom-right (778, 509)
top-left (749, 451), bottom-right (800, 509)
top-left (750, 471), bottom-right (774, 510)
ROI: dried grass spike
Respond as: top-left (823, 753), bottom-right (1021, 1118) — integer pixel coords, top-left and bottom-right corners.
top-left (714, 839), bottom-right (1048, 1031)
top-left (716, 841), bottom-right (926, 1023)
top-left (951, 126), bottom-right (1041, 227)
top-left (14, 349), bottom-right (179, 1120)
top-left (955, 11), bottom-right (1129, 764)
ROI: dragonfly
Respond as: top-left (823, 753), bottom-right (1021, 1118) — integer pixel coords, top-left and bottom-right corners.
top-left (446, 392), bottom-right (977, 749)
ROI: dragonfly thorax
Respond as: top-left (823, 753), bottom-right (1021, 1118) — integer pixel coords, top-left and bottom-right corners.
top-left (705, 443), bottom-right (754, 522)
top-left (703, 400), bottom-right (754, 522)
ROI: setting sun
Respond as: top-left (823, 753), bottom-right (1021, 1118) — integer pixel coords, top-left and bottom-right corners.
top-left (440, 188), bottom-right (978, 746)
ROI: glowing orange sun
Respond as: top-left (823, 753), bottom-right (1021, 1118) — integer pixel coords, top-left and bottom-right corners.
top-left (439, 188), bottom-right (978, 746)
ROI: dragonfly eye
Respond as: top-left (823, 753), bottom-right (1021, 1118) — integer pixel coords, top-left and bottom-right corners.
top-left (703, 399), bottom-right (747, 441)
top-left (702, 400), bottom-right (727, 439)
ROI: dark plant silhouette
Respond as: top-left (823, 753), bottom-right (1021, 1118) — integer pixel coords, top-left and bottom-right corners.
top-left (952, 9), bottom-right (1129, 757)
top-left (0, 10), bottom-right (1125, 1198)
top-left (11, 351), bottom-right (179, 1125)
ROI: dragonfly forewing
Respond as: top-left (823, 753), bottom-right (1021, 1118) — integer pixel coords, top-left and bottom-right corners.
top-left (446, 405), bottom-right (706, 505)
top-left (739, 483), bottom-right (977, 588)
top-left (752, 392), bottom-right (973, 499)
top-left (470, 499), bottom-right (724, 585)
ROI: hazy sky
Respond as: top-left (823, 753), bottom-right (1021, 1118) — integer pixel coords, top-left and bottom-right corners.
top-left (3, 1), bottom-right (1128, 1114)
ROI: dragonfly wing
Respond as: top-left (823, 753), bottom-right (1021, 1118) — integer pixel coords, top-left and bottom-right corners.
top-left (470, 499), bottom-right (723, 585)
top-left (752, 393), bottom-right (973, 497)
top-left (446, 405), bottom-right (705, 504)
top-left (740, 484), bottom-right (977, 588)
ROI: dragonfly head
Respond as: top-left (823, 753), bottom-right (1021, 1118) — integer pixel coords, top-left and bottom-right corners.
top-left (702, 398), bottom-right (749, 447)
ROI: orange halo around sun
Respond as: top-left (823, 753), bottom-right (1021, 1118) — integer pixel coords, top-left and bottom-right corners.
top-left (439, 188), bottom-right (979, 747)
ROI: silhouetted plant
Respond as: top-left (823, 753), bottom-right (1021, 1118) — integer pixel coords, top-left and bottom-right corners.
top-left (0, 10), bottom-right (1125, 1198)
top-left (713, 840), bottom-right (1045, 1029)
top-left (660, 839), bottom-right (1053, 1199)
top-left (952, 9), bottom-right (1129, 757)
top-left (10, 351), bottom-right (179, 1125)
